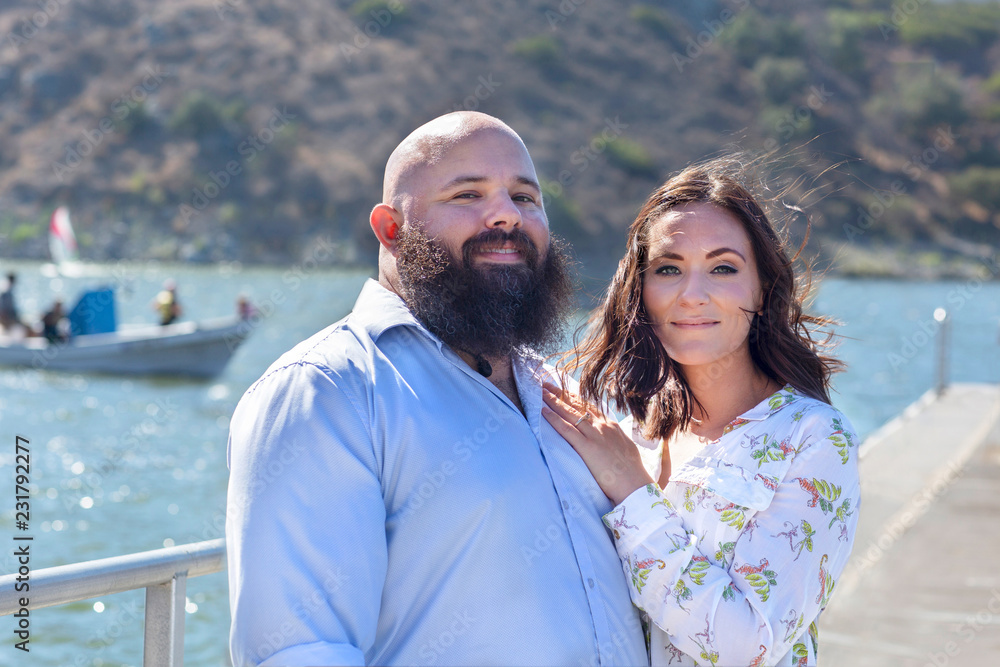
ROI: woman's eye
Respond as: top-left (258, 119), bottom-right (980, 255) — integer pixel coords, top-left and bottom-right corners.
top-left (712, 265), bottom-right (737, 274)
top-left (655, 265), bottom-right (680, 275)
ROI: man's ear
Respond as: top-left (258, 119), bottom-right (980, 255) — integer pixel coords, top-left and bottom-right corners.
top-left (370, 204), bottom-right (402, 254)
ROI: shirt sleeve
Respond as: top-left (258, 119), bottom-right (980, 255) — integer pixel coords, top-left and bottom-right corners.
top-left (603, 411), bottom-right (860, 665)
top-left (226, 362), bottom-right (386, 667)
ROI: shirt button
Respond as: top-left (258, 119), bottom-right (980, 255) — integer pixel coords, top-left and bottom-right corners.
top-left (562, 501), bottom-right (569, 509)
top-left (587, 578), bottom-right (595, 589)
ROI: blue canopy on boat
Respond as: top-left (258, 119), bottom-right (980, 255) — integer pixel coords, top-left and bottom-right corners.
top-left (68, 287), bottom-right (117, 336)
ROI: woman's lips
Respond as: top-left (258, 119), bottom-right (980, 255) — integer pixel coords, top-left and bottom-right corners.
top-left (671, 320), bottom-right (719, 329)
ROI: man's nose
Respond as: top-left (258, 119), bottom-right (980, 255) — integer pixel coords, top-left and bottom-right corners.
top-left (486, 194), bottom-right (522, 230)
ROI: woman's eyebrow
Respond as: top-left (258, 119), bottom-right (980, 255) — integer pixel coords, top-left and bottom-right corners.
top-left (651, 251), bottom-right (683, 260)
top-left (706, 247), bottom-right (746, 261)
top-left (648, 248), bottom-right (746, 261)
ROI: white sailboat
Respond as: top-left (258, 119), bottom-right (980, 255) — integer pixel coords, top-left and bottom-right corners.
top-left (41, 206), bottom-right (88, 277)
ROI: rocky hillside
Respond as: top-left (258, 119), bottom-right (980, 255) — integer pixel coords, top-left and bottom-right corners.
top-left (1, 0), bottom-right (998, 278)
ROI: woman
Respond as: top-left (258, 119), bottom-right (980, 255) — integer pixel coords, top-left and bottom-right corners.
top-left (542, 158), bottom-right (859, 666)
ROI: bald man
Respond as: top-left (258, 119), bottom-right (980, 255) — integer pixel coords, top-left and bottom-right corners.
top-left (226, 112), bottom-right (647, 666)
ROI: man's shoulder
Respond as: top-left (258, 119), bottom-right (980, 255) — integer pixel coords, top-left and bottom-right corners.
top-left (245, 314), bottom-right (377, 395)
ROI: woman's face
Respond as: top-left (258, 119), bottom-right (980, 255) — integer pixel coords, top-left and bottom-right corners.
top-left (641, 202), bottom-right (762, 372)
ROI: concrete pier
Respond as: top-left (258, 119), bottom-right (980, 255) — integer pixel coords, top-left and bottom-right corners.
top-left (819, 383), bottom-right (1000, 666)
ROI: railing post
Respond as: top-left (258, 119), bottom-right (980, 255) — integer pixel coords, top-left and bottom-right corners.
top-left (934, 308), bottom-right (950, 396)
top-left (143, 571), bottom-right (187, 667)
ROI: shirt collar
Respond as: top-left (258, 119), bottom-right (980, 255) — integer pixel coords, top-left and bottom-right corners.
top-left (721, 384), bottom-right (800, 435)
top-left (349, 280), bottom-right (543, 375)
top-left (349, 278), bottom-right (437, 343)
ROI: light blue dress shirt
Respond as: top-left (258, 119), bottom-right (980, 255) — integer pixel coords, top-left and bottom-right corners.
top-left (226, 279), bottom-right (648, 667)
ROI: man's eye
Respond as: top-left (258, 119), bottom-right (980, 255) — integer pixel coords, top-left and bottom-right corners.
top-left (513, 194), bottom-right (536, 203)
top-left (453, 192), bottom-right (479, 199)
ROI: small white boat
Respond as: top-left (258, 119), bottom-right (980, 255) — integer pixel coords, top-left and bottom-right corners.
top-left (0, 316), bottom-right (251, 378)
top-left (2, 208), bottom-right (254, 378)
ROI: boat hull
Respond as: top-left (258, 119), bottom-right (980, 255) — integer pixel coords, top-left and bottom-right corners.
top-left (0, 317), bottom-right (251, 378)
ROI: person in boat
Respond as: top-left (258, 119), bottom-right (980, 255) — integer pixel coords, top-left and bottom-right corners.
top-left (226, 112), bottom-right (647, 666)
top-left (153, 279), bottom-right (182, 325)
top-left (236, 294), bottom-right (257, 320)
top-left (541, 157), bottom-right (860, 666)
top-left (41, 298), bottom-right (68, 343)
top-left (0, 272), bottom-right (26, 334)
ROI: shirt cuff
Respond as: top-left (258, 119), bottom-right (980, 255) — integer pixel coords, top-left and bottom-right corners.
top-left (602, 483), bottom-right (682, 551)
top-left (258, 641), bottom-right (365, 667)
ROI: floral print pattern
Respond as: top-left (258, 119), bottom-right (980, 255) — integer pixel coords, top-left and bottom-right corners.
top-left (604, 386), bottom-right (860, 666)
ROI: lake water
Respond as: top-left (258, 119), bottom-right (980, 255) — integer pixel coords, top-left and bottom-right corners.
top-left (1, 259), bottom-right (998, 666)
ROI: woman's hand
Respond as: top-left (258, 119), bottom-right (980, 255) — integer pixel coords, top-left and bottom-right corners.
top-left (541, 382), bottom-right (654, 506)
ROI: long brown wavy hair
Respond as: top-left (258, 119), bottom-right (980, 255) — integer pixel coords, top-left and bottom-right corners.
top-left (568, 156), bottom-right (844, 442)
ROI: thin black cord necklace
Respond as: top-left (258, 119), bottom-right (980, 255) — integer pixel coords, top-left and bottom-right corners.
top-left (453, 347), bottom-right (493, 377)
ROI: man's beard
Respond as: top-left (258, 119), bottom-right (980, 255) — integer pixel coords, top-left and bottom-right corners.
top-left (395, 226), bottom-right (575, 360)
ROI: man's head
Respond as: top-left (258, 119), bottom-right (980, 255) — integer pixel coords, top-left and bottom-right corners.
top-left (371, 111), bottom-right (574, 359)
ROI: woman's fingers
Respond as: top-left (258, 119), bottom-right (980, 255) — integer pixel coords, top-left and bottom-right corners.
top-left (541, 387), bottom-right (582, 430)
top-left (541, 384), bottom-right (597, 424)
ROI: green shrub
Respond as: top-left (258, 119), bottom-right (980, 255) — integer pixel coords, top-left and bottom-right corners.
top-left (821, 9), bottom-right (883, 77)
top-left (542, 188), bottom-right (585, 236)
top-left (868, 68), bottom-right (967, 143)
top-left (348, 0), bottom-right (409, 31)
top-left (606, 137), bottom-right (656, 176)
top-left (718, 10), bottom-right (806, 66)
top-left (752, 57), bottom-right (809, 105)
top-left (630, 5), bottom-right (682, 43)
top-left (510, 35), bottom-right (561, 65)
top-left (983, 72), bottom-right (1000, 96)
top-left (168, 92), bottom-right (246, 138)
top-left (113, 100), bottom-right (154, 136)
top-left (949, 166), bottom-right (1000, 211)
top-left (898, 5), bottom-right (1000, 60)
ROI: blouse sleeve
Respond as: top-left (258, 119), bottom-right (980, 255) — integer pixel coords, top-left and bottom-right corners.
top-left (603, 409), bottom-right (860, 665)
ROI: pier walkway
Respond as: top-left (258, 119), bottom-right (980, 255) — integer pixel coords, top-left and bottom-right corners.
top-left (820, 383), bottom-right (1000, 666)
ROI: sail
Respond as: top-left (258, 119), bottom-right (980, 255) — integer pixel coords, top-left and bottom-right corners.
top-left (49, 206), bottom-right (79, 265)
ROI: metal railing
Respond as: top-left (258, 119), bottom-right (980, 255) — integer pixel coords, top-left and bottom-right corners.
top-left (933, 307), bottom-right (951, 396)
top-left (0, 538), bottom-right (226, 667)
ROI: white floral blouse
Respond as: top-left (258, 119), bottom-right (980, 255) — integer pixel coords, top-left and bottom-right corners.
top-left (605, 386), bottom-right (860, 666)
